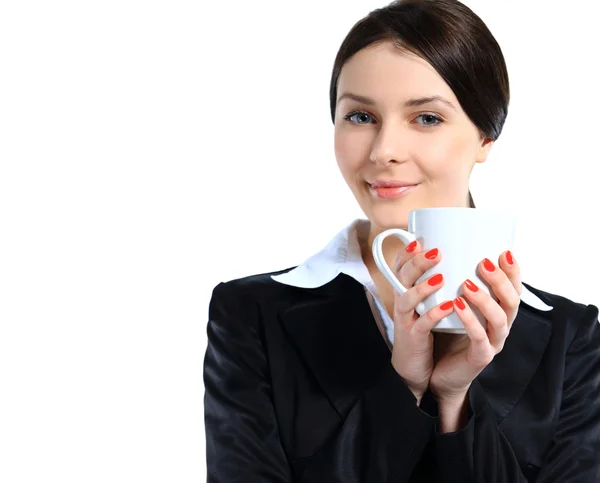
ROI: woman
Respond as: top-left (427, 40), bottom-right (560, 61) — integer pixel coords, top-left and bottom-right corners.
top-left (204, 0), bottom-right (600, 481)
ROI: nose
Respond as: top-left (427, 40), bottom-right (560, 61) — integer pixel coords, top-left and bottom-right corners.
top-left (369, 122), bottom-right (407, 166)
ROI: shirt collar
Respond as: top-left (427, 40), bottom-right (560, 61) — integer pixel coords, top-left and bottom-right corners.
top-left (271, 218), bottom-right (553, 312)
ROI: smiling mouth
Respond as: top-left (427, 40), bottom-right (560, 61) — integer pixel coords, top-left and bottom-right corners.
top-left (368, 183), bottom-right (419, 199)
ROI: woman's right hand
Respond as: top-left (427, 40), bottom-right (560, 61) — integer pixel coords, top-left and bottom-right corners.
top-left (390, 241), bottom-right (456, 405)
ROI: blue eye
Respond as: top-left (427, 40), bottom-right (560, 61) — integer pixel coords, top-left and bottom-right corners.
top-left (344, 110), bottom-right (375, 125)
top-left (415, 113), bottom-right (443, 127)
top-left (342, 110), bottom-right (444, 127)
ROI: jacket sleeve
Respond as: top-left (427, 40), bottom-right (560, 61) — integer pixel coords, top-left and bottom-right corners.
top-left (203, 281), bottom-right (293, 482)
top-left (432, 304), bottom-right (600, 483)
top-left (535, 303), bottom-right (600, 481)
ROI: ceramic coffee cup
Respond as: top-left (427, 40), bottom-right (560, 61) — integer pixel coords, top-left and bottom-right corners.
top-left (372, 207), bottom-right (517, 333)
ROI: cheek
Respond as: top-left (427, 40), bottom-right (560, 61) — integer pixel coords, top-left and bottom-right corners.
top-left (418, 131), bottom-right (473, 177)
top-left (334, 129), bottom-right (370, 175)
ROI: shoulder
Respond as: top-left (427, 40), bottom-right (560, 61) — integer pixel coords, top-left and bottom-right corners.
top-left (523, 281), bottom-right (588, 313)
top-left (523, 280), bottom-right (596, 318)
top-left (522, 281), bottom-right (599, 346)
top-left (210, 265), bottom-right (298, 302)
top-left (207, 265), bottom-right (301, 328)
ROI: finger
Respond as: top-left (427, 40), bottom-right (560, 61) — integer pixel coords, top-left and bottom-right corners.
top-left (453, 296), bottom-right (495, 367)
top-left (477, 256), bottom-right (521, 329)
top-left (393, 272), bottom-right (447, 330)
top-left (498, 250), bottom-right (523, 296)
top-left (460, 278), bottom-right (508, 350)
top-left (392, 239), bottom-right (422, 272)
top-left (396, 244), bottom-right (442, 291)
top-left (411, 299), bottom-right (456, 340)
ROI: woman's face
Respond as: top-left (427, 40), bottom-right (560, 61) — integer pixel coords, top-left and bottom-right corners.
top-left (334, 40), bottom-right (493, 231)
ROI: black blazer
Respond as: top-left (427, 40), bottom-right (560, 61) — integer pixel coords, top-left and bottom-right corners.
top-left (203, 267), bottom-right (600, 482)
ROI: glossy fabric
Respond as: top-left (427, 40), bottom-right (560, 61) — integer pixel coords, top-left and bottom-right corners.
top-left (204, 268), bottom-right (600, 482)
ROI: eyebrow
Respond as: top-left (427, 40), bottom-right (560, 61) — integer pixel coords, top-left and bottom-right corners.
top-left (337, 92), bottom-right (457, 111)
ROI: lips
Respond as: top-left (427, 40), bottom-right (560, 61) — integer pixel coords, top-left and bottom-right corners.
top-left (369, 183), bottom-right (418, 199)
top-left (369, 180), bottom-right (418, 189)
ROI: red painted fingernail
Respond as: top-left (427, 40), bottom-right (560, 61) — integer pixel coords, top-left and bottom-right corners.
top-left (465, 279), bottom-right (479, 292)
top-left (506, 250), bottom-right (514, 265)
top-left (440, 300), bottom-right (454, 310)
top-left (425, 248), bottom-right (438, 259)
top-left (454, 297), bottom-right (466, 310)
top-left (483, 258), bottom-right (496, 272)
top-left (405, 240), bottom-right (417, 253)
top-left (428, 273), bottom-right (443, 286)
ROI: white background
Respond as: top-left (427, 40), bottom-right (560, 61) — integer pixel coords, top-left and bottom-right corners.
top-left (1, 0), bottom-right (598, 481)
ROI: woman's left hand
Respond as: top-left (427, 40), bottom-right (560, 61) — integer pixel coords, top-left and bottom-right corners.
top-left (428, 250), bottom-right (523, 402)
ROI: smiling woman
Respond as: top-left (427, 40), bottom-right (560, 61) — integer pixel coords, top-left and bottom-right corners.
top-left (204, 1), bottom-right (600, 482)
top-left (333, 42), bottom-right (488, 242)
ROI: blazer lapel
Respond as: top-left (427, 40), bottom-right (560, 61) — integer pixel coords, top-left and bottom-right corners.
top-left (280, 273), bottom-right (391, 418)
top-left (476, 301), bottom-right (553, 424)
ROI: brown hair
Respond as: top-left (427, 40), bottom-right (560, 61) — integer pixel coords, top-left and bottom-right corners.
top-left (329, 0), bottom-right (511, 208)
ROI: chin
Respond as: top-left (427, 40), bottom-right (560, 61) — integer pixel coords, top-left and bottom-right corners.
top-left (368, 207), bottom-right (410, 231)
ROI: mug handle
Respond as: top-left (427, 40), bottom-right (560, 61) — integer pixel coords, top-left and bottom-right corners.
top-left (372, 229), bottom-right (426, 315)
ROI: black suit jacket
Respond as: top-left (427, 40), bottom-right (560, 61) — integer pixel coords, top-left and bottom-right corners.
top-left (203, 267), bottom-right (600, 482)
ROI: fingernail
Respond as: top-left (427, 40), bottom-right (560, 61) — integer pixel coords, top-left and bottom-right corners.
top-left (454, 297), bottom-right (466, 310)
top-left (425, 248), bottom-right (438, 259)
top-left (405, 240), bottom-right (417, 253)
top-left (506, 250), bottom-right (514, 265)
top-left (465, 279), bottom-right (479, 292)
top-left (483, 258), bottom-right (496, 272)
top-left (428, 273), bottom-right (443, 286)
top-left (440, 300), bottom-right (454, 310)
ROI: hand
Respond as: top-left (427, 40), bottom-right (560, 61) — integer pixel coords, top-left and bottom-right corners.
top-left (428, 251), bottom-right (522, 402)
top-left (390, 240), bottom-right (457, 403)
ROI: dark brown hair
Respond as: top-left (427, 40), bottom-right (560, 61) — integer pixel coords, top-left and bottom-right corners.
top-left (329, 0), bottom-right (510, 208)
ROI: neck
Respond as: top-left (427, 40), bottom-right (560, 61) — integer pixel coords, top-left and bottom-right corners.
top-left (363, 223), bottom-right (408, 274)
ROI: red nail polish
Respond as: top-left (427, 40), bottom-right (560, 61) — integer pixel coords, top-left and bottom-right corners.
top-left (425, 248), bottom-right (438, 259)
top-left (440, 300), bottom-right (454, 310)
top-left (454, 297), bottom-right (466, 310)
top-left (428, 273), bottom-right (443, 286)
top-left (506, 250), bottom-right (514, 265)
top-left (483, 258), bottom-right (496, 272)
top-left (465, 279), bottom-right (479, 292)
top-left (406, 240), bottom-right (417, 253)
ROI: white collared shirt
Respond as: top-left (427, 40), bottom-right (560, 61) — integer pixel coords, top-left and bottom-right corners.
top-left (271, 218), bottom-right (552, 346)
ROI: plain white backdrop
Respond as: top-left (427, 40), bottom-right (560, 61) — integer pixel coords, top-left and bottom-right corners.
top-left (0, 0), bottom-right (598, 481)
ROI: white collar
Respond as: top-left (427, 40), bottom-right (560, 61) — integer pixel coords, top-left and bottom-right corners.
top-left (271, 218), bottom-right (553, 312)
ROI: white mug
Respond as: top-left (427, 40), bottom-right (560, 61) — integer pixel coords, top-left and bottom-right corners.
top-left (371, 207), bottom-right (517, 333)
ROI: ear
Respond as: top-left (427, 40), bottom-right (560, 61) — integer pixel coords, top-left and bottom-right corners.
top-left (476, 137), bottom-right (494, 164)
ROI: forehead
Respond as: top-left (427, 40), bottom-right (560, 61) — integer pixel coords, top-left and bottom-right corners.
top-left (337, 40), bottom-right (458, 104)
